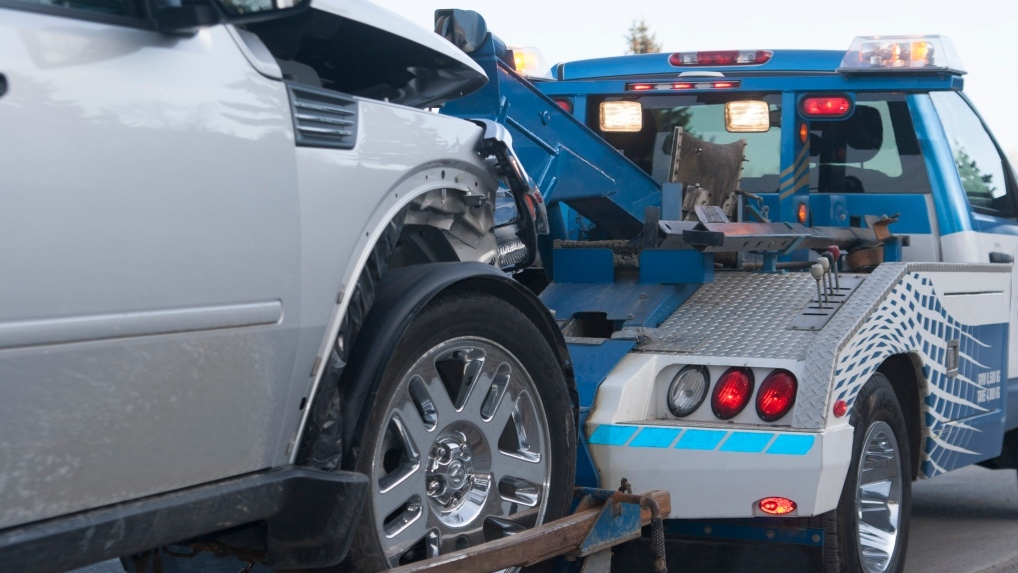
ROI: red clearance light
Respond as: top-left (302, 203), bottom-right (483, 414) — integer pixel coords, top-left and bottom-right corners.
top-left (758, 497), bottom-right (797, 515)
top-left (711, 367), bottom-right (754, 419)
top-left (833, 399), bottom-right (848, 417)
top-left (669, 50), bottom-right (772, 66)
top-left (553, 98), bottom-right (573, 114)
top-left (756, 369), bottom-right (797, 422)
top-left (672, 82), bottom-right (695, 89)
top-left (628, 83), bottom-right (654, 91)
top-left (801, 96), bottom-right (852, 118)
top-left (712, 81), bottom-right (736, 89)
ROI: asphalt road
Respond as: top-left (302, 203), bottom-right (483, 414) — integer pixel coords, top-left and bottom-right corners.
top-left (905, 465), bottom-right (1018, 573)
top-left (79, 465), bottom-right (1018, 573)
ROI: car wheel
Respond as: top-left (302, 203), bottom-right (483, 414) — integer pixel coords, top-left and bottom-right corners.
top-left (347, 287), bottom-right (575, 571)
top-left (825, 372), bottom-right (912, 573)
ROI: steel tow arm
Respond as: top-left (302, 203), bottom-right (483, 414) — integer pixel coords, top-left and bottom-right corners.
top-left (386, 486), bottom-right (670, 573)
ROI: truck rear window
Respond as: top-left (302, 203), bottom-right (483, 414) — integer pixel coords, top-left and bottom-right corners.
top-left (588, 94), bottom-right (782, 195)
top-left (809, 94), bottom-right (931, 195)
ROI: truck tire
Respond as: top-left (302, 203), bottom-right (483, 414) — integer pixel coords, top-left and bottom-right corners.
top-left (347, 288), bottom-right (576, 571)
top-left (825, 373), bottom-right (912, 573)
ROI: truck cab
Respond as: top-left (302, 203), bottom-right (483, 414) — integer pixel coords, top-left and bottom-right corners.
top-left (535, 36), bottom-right (1018, 422)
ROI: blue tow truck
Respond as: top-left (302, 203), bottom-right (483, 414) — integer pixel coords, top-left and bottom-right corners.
top-left (435, 12), bottom-right (1018, 573)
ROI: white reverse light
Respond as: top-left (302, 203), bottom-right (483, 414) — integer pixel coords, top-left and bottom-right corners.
top-left (667, 365), bottom-right (709, 417)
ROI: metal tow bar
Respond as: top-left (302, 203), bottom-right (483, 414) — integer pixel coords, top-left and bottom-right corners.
top-left (386, 486), bottom-right (671, 573)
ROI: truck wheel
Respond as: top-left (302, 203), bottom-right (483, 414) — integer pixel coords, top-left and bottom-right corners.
top-left (348, 288), bottom-right (575, 570)
top-left (826, 373), bottom-right (912, 573)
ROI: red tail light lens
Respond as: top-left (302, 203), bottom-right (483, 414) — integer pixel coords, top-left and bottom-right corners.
top-left (669, 50), bottom-right (772, 66)
top-left (800, 96), bottom-right (852, 118)
top-left (553, 98), bottom-right (573, 114)
top-left (756, 369), bottom-right (798, 422)
top-left (711, 367), bottom-right (754, 419)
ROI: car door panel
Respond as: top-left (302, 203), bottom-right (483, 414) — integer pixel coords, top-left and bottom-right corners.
top-left (0, 12), bottom-right (301, 528)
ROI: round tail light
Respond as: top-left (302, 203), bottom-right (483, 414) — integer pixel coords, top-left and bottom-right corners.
top-left (756, 369), bottom-right (798, 422)
top-left (667, 366), bottom-right (710, 417)
top-left (711, 367), bottom-right (754, 419)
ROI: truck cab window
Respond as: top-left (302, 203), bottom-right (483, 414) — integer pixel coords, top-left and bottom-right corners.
top-left (810, 95), bottom-right (931, 195)
top-left (930, 91), bottom-right (1015, 218)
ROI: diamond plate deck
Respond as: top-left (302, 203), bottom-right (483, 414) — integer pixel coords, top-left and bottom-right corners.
top-left (635, 262), bottom-right (1009, 429)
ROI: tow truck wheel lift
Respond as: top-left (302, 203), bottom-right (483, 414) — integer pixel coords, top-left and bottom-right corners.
top-left (388, 484), bottom-right (669, 573)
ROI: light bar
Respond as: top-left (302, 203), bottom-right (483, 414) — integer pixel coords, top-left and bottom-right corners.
top-left (625, 80), bottom-right (741, 91)
top-left (838, 35), bottom-right (965, 74)
top-left (669, 50), bottom-right (772, 67)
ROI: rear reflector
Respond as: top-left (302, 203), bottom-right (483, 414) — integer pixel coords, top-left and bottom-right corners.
top-left (758, 497), bottom-right (797, 515)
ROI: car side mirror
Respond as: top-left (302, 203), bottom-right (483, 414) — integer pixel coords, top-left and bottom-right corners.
top-left (154, 0), bottom-right (310, 35)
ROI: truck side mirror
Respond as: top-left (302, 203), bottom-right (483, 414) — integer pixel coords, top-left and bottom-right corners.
top-left (435, 9), bottom-right (489, 54)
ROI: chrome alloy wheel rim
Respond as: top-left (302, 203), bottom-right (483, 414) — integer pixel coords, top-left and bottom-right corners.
top-left (855, 420), bottom-right (903, 573)
top-left (370, 337), bottom-right (552, 567)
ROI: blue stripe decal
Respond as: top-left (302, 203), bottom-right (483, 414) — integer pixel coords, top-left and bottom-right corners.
top-left (719, 432), bottom-right (774, 453)
top-left (630, 427), bottom-right (682, 448)
top-left (588, 424), bottom-right (639, 446)
top-left (767, 434), bottom-right (816, 455)
top-left (587, 425), bottom-right (818, 456)
top-left (675, 429), bottom-right (727, 450)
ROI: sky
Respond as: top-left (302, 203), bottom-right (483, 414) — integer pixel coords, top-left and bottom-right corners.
top-left (370, 0), bottom-right (1018, 160)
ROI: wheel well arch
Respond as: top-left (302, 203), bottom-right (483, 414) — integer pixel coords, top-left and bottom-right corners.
top-left (877, 352), bottom-right (927, 480)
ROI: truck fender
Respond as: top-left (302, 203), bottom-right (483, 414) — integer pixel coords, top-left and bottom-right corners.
top-left (339, 261), bottom-right (576, 460)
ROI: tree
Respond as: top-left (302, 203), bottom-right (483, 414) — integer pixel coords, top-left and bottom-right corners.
top-left (625, 20), bottom-right (661, 55)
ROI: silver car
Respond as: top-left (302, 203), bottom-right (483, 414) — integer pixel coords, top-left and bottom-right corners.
top-left (0, 0), bottom-right (577, 570)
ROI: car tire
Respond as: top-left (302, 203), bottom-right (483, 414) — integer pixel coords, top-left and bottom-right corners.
top-left (346, 287), bottom-right (575, 571)
top-left (823, 372), bottom-right (912, 573)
